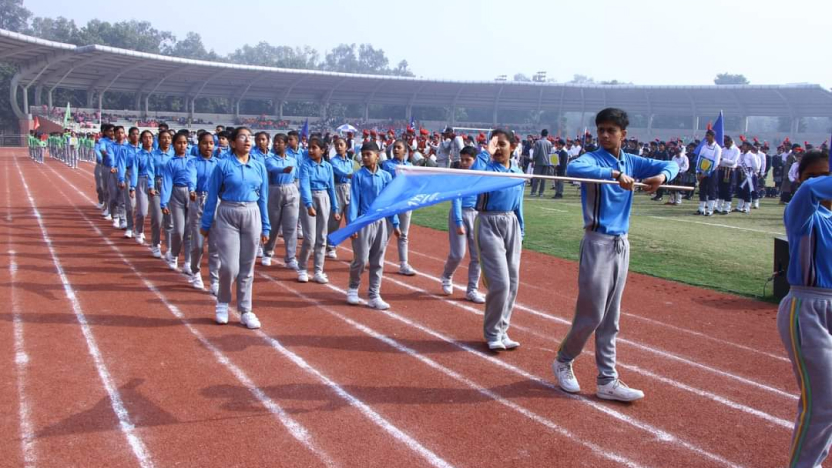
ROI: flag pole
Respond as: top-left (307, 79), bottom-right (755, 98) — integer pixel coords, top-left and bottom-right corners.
top-left (397, 165), bottom-right (694, 191)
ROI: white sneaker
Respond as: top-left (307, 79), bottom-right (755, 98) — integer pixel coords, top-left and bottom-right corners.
top-left (257, 245), bottom-right (264, 258)
top-left (216, 303), bottom-right (229, 325)
top-left (597, 380), bottom-right (644, 402)
top-left (151, 246), bottom-right (162, 258)
top-left (466, 290), bottom-right (486, 304)
top-left (501, 335), bottom-right (520, 349)
top-left (165, 253), bottom-right (177, 271)
top-left (487, 340), bottom-right (506, 351)
top-left (104, 214), bottom-right (113, 221)
top-left (297, 270), bottom-right (309, 283)
top-left (312, 272), bottom-right (329, 284)
top-left (119, 220), bottom-right (127, 230)
top-left (210, 282), bottom-right (219, 296)
top-left (182, 264), bottom-right (193, 276)
top-left (346, 288), bottom-right (362, 305)
top-left (124, 229), bottom-right (133, 239)
top-left (285, 259), bottom-right (299, 270)
top-left (326, 250), bottom-right (337, 259)
top-left (440, 277), bottom-right (453, 295)
top-left (112, 219), bottom-right (120, 229)
top-left (553, 361), bottom-right (581, 393)
top-left (367, 297), bottom-right (390, 310)
top-left (191, 275), bottom-right (204, 290)
top-left (241, 312), bottom-right (261, 329)
top-left (398, 263), bottom-right (416, 276)
top-left (135, 233), bottom-right (144, 244)
top-left (261, 256), bottom-right (272, 267)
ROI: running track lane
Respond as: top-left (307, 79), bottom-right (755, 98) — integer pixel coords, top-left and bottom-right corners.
top-left (47, 152), bottom-right (791, 467)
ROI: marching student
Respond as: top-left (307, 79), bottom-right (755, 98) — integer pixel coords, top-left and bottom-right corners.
top-left (736, 141), bottom-right (760, 214)
top-left (130, 130), bottom-right (156, 245)
top-left (476, 129), bottom-right (525, 351)
top-left (262, 133), bottom-right (300, 270)
top-left (695, 129), bottom-right (722, 216)
top-left (149, 130), bottom-right (174, 258)
top-left (118, 127), bottom-right (140, 238)
top-left (777, 149), bottom-right (832, 468)
top-left (297, 136), bottom-right (340, 284)
top-left (553, 108), bottom-right (678, 402)
top-left (439, 146), bottom-right (486, 303)
top-left (106, 126), bottom-right (126, 229)
top-left (96, 124), bottom-right (114, 219)
top-left (161, 132), bottom-right (193, 273)
top-left (669, 145), bottom-right (689, 205)
top-left (201, 126), bottom-right (270, 329)
top-left (325, 137), bottom-right (354, 260)
top-left (752, 143), bottom-right (767, 209)
top-left (187, 132), bottom-right (220, 294)
top-left (715, 135), bottom-right (740, 214)
top-left (213, 131), bottom-right (230, 159)
top-left (382, 139), bottom-right (417, 276)
top-left (345, 141), bottom-right (400, 309)
top-left (252, 131), bottom-right (271, 162)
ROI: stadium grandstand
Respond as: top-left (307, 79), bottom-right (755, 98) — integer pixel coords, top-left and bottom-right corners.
top-left (3, 27), bottom-right (832, 143)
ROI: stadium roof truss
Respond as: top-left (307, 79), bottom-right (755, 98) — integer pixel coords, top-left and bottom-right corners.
top-left (3, 28), bottom-right (832, 121)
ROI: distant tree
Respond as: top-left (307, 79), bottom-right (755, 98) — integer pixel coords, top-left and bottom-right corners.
top-left (714, 73), bottom-right (749, 85)
top-left (163, 32), bottom-right (219, 61)
top-left (513, 73), bottom-right (531, 82)
top-left (599, 79), bottom-right (631, 85)
top-left (28, 16), bottom-right (79, 43)
top-left (229, 42), bottom-right (320, 69)
top-left (77, 20), bottom-right (175, 54)
top-left (568, 74), bottom-right (595, 84)
top-left (323, 43), bottom-right (412, 76)
top-left (392, 59), bottom-right (414, 77)
top-left (0, 0), bottom-right (31, 33)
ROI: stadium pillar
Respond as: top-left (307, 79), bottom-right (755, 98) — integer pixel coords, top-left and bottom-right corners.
top-left (740, 116), bottom-right (749, 134)
top-left (278, 101), bottom-right (284, 119)
top-left (646, 113), bottom-right (654, 138)
top-left (405, 105), bottom-right (412, 123)
top-left (693, 115), bottom-right (700, 133)
top-left (135, 93), bottom-right (142, 112)
top-left (190, 96), bottom-right (195, 119)
top-left (47, 89), bottom-right (53, 112)
top-left (34, 85), bottom-right (43, 107)
top-left (85, 89), bottom-right (94, 109)
top-left (363, 103), bottom-right (369, 121)
top-left (144, 94), bottom-right (150, 117)
top-left (98, 91), bottom-right (103, 117)
top-left (450, 105), bottom-right (457, 126)
top-left (790, 117), bottom-right (799, 135)
top-left (234, 99), bottom-right (240, 118)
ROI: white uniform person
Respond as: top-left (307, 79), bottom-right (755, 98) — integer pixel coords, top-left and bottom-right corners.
top-left (200, 127), bottom-right (270, 329)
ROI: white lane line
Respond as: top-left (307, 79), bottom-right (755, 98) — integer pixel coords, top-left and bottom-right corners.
top-left (404, 234), bottom-right (789, 364)
top-left (379, 270), bottom-right (792, 430)
top-left (318, 279), bottom-right (744, 468)
top-left (8, 158), bottom-right (36, 467)
top-left (373, 251), bottom-right (796, 401)
top-left (45, 160), bottom-right (455, 468)
top-left (540, 207), bottom-right (568, 213)
top-left (259, 273), bottom-right (644, 468)
top-left (16, 158), bottom-right (155, 468)
top-left (646, 215), bottom-right (784, 236)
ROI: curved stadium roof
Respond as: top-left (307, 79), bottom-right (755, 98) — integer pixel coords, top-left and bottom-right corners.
top-left (3, 28), bottom-right (832, 120)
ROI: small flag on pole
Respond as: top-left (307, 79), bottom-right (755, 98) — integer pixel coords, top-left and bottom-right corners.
top-left (694, 110), bottom-right (724, 155)
top-left (300, 118), bottom-right (309, 139)
top-left (63, 103), bottom-right (71, 128)
top-left (33, 116), bottom-right (40, 131)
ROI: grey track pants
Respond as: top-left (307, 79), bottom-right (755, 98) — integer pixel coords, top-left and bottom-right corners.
top-left (134, 176), bottom-right (150, 235)
top-left (531, 165), bottom-right (552, 195)
top-left (189, 193), bottom-right (220, 285)
top-left (263, 184), bottom-right (299, 263)
top-left (168, 186), bottom-right (191, 260)
top-left (386, 210), bottom-right (412, 264)
top-left (441, 207), bottom-right (481, 293)
top-left (214, 202), bottom-right (261, 313)
top-left (150, 177), bottom-right (173, 249)
top-left (95, 163), bottom-right (105, 204)
top-left (298, 191), bottom-right (330, 273)
top-left (557, 230), bottom-right (629, 385)
top-left (778, 286), bottom-right (832, 468)
top-left (349, 219), bottom-right (389, 299)
top-left (122, 171), bottom-right (135, 230)
top-left (106, 170), bottom-right (124, 221)
top-left (326, 183), bottom-right (350, 253)
top-left (476, 211), bottom-right (521, 342)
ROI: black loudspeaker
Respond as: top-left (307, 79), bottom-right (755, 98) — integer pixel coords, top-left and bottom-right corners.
top-left (773, 235), bottom-right (790, 300)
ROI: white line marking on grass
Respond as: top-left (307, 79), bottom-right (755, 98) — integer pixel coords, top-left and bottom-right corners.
top-left (647, 215), bottom-right (785, 236)
top-left (259, 273), bottom-right (645, 468)
top-left (40, 159), bottom-right (338, 467)
top-left (540, 207), bottom-right (569, 213)
top-left (370, 250), bottom-right (796, 401)
top-left (16, 158), bottom-right (155, 468)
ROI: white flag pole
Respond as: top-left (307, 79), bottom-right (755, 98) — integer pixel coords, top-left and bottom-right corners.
top-left (397, 165), bottom-right (694, 191)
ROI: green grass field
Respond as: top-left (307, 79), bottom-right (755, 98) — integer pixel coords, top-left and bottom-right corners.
top-left (411, 184), bottom-right (785, 301)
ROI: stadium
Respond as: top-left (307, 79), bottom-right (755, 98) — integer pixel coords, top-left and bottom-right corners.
top-left (0, 10), bottom-right (830, 468)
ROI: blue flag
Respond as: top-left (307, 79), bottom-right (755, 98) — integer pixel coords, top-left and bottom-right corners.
top-left (327, 167), bottom-right (525, 246)
top-left (300, 118), bottom-right (309, 139)
top-left (410, 116), bottom-right (416, 131)
top-left (694, 110), bottom-right (724, 156)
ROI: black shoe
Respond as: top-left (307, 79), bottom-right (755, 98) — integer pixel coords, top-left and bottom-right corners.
top-left (718, 211), bottom-right (728, 215)
top-left (694, 211), bottom-right (703, 215)
top-left (553, 193), bottom-right (563, 199)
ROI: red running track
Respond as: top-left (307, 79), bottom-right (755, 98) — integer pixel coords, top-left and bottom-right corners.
top-left (0, 149), bottom-right (795, 468)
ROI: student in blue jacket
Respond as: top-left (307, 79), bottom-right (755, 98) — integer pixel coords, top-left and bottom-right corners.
top-left (130, 130), bottom-right (156, 247)
top-left (161, 133), bottom-right (194, 274)
top-left (554, 108), bottom-right (678, 402)
top-left (325, 137), bottom-right (354, 260)
top-left (149, 130), bottom-right (174, 258)
top-left (777, 150), bottom-right (832, 468)
top-left (382, 139), bottom-right (417, 276)
top-left (186, 132), bottom-right (220, 294)
top-left (297, 136), bottom-right (340, 284)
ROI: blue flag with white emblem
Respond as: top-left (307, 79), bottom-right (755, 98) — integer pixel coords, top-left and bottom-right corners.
top-left (300, 118), bottom-right (309, 139)
top-left (327, 166), bottom-right (525, 246)
top-left (694, 110), bottom-right (724, 156)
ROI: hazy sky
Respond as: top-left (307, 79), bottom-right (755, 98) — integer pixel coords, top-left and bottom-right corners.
top-left (23, 0), bottom-right (832, 88)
